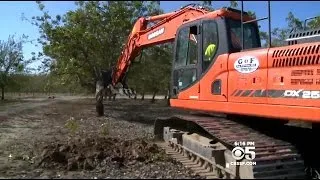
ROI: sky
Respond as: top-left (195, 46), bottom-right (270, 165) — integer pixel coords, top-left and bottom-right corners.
top-left (0, 1), bottom-right (319, 72)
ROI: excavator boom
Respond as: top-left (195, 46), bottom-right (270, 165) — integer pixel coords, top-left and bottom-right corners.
top-left (111, 5), bottom-right (208, 87)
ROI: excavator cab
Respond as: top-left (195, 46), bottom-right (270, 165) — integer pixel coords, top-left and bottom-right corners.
top-left (172, 8), bottom-right (262, 98)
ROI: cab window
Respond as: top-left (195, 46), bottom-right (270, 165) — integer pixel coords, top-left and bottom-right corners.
top-left (174, 25), bottom-right (198, 90)
top-left (175, 28), bottom-right (189, 67)
top-left (202, 21), bottom-right (218, 72)
top-left (187, 26), bottom-right (199, 65)
top-left (227, 18), bottom-right (261, 50)
top-left (175, 25), bottom-right (199, 67)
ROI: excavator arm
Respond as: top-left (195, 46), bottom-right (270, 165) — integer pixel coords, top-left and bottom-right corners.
top-left (96, 4), bottom-right (208, 116)
top-left (111, 5), bottom-right (209, 87)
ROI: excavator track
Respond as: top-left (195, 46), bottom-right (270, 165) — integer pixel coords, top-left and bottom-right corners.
top-left (154, 114), bottom-right (307, 179)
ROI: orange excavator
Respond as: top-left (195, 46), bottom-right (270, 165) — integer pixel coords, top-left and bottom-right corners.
top-left (95, 2), bottom-right (320, 179)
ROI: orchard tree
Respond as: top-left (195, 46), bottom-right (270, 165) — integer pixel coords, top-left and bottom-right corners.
top-left (0, 35), bottom-right (29, 100)
top-left (271, 12), bottom-right (303, 47)
top-left (27, 1), bottom-right (168, 94)
top-left (307, 16), bottom-right (320, 29)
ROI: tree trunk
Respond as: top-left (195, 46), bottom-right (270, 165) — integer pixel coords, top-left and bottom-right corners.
top-left (128, 89), bottom-right (131, 98)
top-left (95, 80), bottom-right (104, 117)
top-left (151, 90), bottom-right (158, 103)
top-left (1, 86), bottom-right (4, 100)
top-left (166, 84), bottom-right (170, 106)
top-left (106, 89), bottom-right (112, 101)
top-left (167, 90), bottom-right (170, 106)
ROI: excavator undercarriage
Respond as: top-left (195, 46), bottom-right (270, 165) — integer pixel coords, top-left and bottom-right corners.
top-left (154, 114), bottom-right (314, 179)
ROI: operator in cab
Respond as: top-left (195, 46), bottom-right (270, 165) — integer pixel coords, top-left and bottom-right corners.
top-left (203, 35), bottom-right (217, 71)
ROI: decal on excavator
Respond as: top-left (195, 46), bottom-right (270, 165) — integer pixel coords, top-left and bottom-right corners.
top-left (147, 27), bottom-right (165, 40)
top-left (231, 89), bottom-right (320, 99)
top-left (234, 56), bottom-right (259, 74)
top-left (284, 90), bottom-right (320, 99)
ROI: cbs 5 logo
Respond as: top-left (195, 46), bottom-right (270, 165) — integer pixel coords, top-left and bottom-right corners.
top-left (231, 147), bottom-right (256, 160)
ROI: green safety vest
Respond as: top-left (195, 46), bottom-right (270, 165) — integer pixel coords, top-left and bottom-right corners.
top-left (204, 44), bottom-right (216, 61)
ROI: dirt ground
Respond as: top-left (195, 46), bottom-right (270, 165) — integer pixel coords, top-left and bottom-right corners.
top-left (0, 96), bottom-right (200, 179)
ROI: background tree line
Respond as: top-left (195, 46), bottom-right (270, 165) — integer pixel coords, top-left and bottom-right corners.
top-left (1, 1), bottom-right (320, 101)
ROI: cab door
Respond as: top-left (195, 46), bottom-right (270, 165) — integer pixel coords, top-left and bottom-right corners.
top-left (171, 23), bottom-right (201, 100)
top-left (199, 19), bottom-right (229, 102)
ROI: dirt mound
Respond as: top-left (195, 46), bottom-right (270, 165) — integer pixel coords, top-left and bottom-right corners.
top-left (36, 136), bottom-right (165, 171)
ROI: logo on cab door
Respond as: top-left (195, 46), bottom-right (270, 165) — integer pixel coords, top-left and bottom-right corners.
top-left (234, 56), bottom-right (259, 74)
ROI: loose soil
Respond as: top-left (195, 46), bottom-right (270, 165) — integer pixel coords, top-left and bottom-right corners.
top-left (0, 97), bottom-right (201, 179)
